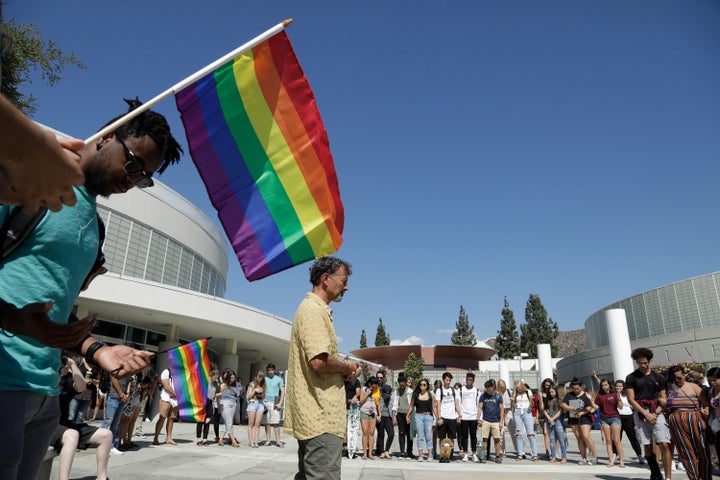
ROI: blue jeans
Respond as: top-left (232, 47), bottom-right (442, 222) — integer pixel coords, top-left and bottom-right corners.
top-left (0, 391), bottom-right (60, 480)
top-left (547, 418), bottom-right (567, 459)
top-left (102, 396), bottom-right (126, 448)
top-left (414, 413), bottom-right (434, 451)
top-left (68, 398), bottom-right (91, 424)
top-left (513, 408), bottom-right (538, 457)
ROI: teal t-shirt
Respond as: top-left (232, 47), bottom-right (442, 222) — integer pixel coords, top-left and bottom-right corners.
top-left (0, 186), bottom-right (98, 395)
top-left (264, 374), bottom-right (284, 402)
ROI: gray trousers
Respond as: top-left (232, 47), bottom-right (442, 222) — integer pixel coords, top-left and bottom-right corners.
top-left (0, 391), bottom-right (60, 480)
top-left (295, 433), bottom-right (342, 480)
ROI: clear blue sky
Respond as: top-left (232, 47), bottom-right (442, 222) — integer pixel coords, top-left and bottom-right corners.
top-left (7, 1), bottom-right (720, 351)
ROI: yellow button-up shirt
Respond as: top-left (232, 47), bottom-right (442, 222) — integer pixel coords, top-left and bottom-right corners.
top-left (284, 292), bottom-right (346, 440)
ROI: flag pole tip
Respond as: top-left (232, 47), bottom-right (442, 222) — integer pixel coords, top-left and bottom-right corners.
top-left (283, 18), bottom-right (294, 27)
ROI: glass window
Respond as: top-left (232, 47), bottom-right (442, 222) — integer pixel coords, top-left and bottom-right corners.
top-left (675, 281), bottom-right (701, 330)
top-left (146, 232), bottom-right (168, 283)
top-left (693, 275), bottom-right (720, 329)
top-left (124, 223), bottom-right (150, 278)
top-left (190, 257), bottom-right (202, 292)
top-left (657, 286), bottom-right (679, 334)
top-left (639, 291), bottom-right (659, 339)
top-left (146, 331), bottom-right (166, 347)
top-left (125, 326), bottom-right (146, 344)
top-left (164, 241), bottom-right (181, 287)
top-left (92, 319), bottom-right (125, 340)
top-left (104, 214), bottom-right (132, 274)
top-left (178, 248), bottom-right (193, 290)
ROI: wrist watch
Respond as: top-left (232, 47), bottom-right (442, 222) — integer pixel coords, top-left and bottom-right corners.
top-left (84, 341), bottom-right (108, 368)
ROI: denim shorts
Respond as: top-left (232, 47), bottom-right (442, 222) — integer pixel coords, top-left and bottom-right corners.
top-left (600, 416), bottom-right (621, 427)
top-left (247, 399), bottom-right (265, 413)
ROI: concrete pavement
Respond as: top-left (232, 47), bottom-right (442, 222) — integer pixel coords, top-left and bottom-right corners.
top-left (51, 419), bottom-right (690, 480)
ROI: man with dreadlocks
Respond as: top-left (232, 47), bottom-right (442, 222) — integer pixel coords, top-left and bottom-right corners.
top-left (0, 98), bottom-right (183, 480)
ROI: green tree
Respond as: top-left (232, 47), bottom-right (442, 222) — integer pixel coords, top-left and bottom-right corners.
top-left (1, 8), bottom-right (86, 115)
top-left (403, 352), bottom-right (425, 384)
top-left (496, 296), bottom-right (521, 359)
top-left (451, 305), bottom-right (477, 345)
top-left (360, 361), bottom-right (370, 381)
top-left (359, 329), bottom-right (367, 349)
top-left (520, 293), bottom-right (559, 357)
top-left (374, 318), bottom-right (390, 346)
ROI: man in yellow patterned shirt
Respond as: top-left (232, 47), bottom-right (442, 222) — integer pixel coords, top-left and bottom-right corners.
top-left (286, 257), bottom-right (361, 480)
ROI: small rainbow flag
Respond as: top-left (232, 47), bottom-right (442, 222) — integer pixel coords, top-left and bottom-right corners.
top-left (166, 339), bottom-right (211, 422)
top-left (175, 30), bottom-right (344, 281)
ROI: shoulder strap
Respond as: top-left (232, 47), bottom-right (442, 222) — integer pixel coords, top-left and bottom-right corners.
top-left (80, 214), bottom-right (107, 291)
top-left (1, 206), bottom-right (48, 260)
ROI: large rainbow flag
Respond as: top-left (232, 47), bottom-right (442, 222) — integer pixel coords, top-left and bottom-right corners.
top-left (166, 339), bottom-right (211, 422)
top-left (175, 30), bottom-right (344, 281)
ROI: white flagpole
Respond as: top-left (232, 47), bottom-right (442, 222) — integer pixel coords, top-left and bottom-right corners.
top-left (84, 19), bottom-right (293, 145)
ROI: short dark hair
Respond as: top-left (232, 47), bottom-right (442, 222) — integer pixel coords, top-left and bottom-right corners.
top-left (309, 256), bottom-right (352, 286)
top-left (466, 372), bottom-right (475, 379)
top-left (102, 97), bottom-right (183, 175)
top-left (631, 347), bottom-right (654, 362)
top-left (484, 379), bottom-right (496, 389)
top-left (442, 372), bottom-right (453, 380)
top-left (266, 363), bottom-right (276, 370)
top-left (365, 376), bottom-right (378, 387)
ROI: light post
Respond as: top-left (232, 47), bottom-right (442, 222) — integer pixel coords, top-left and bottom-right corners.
top-left (513, 352), bottom-right (529, 382)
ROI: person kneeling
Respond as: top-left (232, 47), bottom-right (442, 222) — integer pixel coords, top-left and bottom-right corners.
top-left (51, 355), bottom-right (113, 480)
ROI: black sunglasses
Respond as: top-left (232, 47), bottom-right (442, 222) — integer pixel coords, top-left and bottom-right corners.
top-left (117, 137), bottom-right (154, 188)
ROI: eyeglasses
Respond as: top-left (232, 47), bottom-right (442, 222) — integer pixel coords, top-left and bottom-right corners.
top-left (117, 137), bottom-right (154, 188)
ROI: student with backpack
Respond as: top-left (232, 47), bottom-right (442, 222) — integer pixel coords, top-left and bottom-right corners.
top-left (458, 372), bottom-right (481, 463)
top-left (434, 372), bottom-right (462, 460)
top-left (0, 99), bottom-right (182, 480)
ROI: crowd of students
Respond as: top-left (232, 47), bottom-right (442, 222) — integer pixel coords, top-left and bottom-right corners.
top-left (342, 353), bottom-right (719, 480)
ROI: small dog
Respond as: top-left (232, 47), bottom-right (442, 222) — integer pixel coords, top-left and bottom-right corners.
top-left (439, 437), bottom-right (454, 463)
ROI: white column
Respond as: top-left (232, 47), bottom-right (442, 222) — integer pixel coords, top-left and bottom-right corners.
top-left (498, 362), bottom-right (510, 386)
top-left (605, 309), bottom-right (634, 382)
top-left (537, 344), bottom-right (553, 382)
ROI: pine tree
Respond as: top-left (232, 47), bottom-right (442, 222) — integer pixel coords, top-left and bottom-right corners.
top-left (496, 296), bottom-right (521, 359)
top-left (359, 329), bottom-right (367, 349)
top-left (374, 318), bottom-right (390, 346)
top-left (403, 352), bottom-right (425, 384)
top-left (451, 305), bottom-right (477, 345)
top-left (520, 293), bottom-right (559, 357)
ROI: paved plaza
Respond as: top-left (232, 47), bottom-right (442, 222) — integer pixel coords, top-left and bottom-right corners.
top-left (46, 419), bottom-right (695, 480)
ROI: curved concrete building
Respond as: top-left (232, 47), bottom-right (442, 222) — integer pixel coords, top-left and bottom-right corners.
top-left (75, 181), bottom-right (291, 382)
top-left (350, 344), bottom-right (497, 371)
top-left (558, 272), bottom-right (720, 386)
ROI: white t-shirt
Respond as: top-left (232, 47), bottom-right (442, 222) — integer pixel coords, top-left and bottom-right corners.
top-left (514, 391), bottom-right (531, 410)
top-left (160, 369), bottom-right (178, 407)
top-left (436, 386), bottom-right (459, 419)
top-left (617, 393), bottom-right (633, 415)
top-left (460, 386), bottom-right (479, 420)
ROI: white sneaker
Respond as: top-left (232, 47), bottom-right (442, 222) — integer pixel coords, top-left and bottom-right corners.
top-left (586, 458), bottom-right (593, 465)
top-left (110, 447), bottom-right (124, 456)
top-left (472, 453), bottom-right (479, 463)
top-left (462, 454), bottom-right (469, 462)
top-left (675, 461), bottom-right (685, 471)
